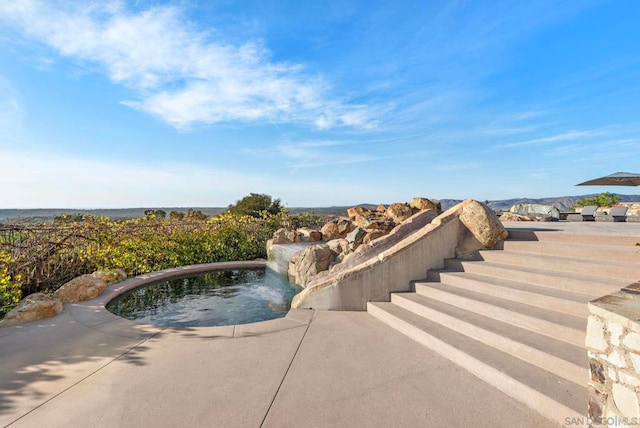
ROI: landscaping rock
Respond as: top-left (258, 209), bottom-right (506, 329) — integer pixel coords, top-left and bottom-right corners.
top-left (1, 293), bottom-right (63, 327)
top-left (321, 221), bottom-right (341, 241)
top-left (354, 213), bottom-right (394, 232)
top-left (297, 227), bottom-right (322, 242)
top-left (499, 212), bottom-right (553, 222)
top-left (53, 273), bottom-right (108, 303)
top-left (347, 206), bottom-right (368, 219)
top-left (376, 204), bottom-right (387, 213)
top-left (336, 218), bottom-right (356, 236)
top-left (326, 238), bottom-right (350, 262)
top-left (409, 197), bottom-right (439, 212)
top-left (272, 228), bottom-right (299, 244)
top-left (288, 244), bottom-right (336, 287)
top-left (509, 203), bottom-right (559, 220)
top-left (385, 202), bottom-right (413, 223)
top-left (346, 227), bottom-right (367, 250)
top-left (458, 200), bottom-right (508, 253)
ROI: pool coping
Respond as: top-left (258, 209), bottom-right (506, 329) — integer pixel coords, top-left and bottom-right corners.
top-left (63, 260), bottom-right (315, 340)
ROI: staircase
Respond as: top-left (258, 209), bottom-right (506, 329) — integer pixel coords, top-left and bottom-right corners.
top-left (368, 228), bottom-right (640, 426)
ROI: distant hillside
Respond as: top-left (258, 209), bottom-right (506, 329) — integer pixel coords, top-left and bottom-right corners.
top-left (484, 194), bottom-right (640, 212)
top-left (0, 207), bottom-right (226, 223)
top-left (288, 194), bottom-right (640, 215)
top-left (1, 194), bottom-right (639, 223)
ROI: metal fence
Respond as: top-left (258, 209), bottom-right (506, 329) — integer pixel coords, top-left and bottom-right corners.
top-left (0, 222), bottom-right (210, 295)
top-left (0, 214), bottom-right (330, 297)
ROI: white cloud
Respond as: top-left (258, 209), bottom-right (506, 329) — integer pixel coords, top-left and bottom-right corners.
top-left (0, 1), bottom-right (377, 130)
top-left (496, 130), bottom-right (600, 149)
top-left (482, 126), bottom-right (537, 136)
top-left (275, 140), bottom-right (382, 173)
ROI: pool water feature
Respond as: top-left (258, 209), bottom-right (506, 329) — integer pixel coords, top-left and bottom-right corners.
top-left (106, 268), bottom-right (300, 327)
top-left (267, 242), bottom-right (317, 275)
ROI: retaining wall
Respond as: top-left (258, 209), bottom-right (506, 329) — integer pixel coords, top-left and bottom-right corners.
top-left (587, 284), bottom-right (640, 425)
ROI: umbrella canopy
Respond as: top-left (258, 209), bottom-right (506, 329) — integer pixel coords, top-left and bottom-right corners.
top-left (576, 171), bottom-right (640, 186)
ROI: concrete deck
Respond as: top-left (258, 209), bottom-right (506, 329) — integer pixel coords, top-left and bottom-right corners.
top-left (502, 219), bottom-right (640, 235)
top-left (2, 220), bottom-right (638, 427)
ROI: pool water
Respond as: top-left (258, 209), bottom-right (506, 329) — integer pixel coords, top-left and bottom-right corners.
top-left (106, 269), bottom-right (300, 327)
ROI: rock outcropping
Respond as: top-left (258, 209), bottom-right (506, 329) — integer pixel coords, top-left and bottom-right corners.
top-left (499, 203), bottom-right (559, 222)
top-left (287, 199), bottom-right (508, 311)
top-left (2, 269), bottom-right (128, 327)
top-left (53, 273), bottom-right (108, 303)
top-left (269, 197), bottom-right (443, 288)
top-left (0, 293), bottom-right (63, 327)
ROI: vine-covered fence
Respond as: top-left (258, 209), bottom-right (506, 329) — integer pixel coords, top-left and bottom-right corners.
top-left (0, 224), bottom-right (101, 296)
top-left (0, 212), bottom-right (327, 303)
top-left (0, 222), bottom-right (228, 296)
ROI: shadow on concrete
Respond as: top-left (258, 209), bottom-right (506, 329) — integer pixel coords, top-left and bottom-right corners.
top-left (0, 313), bottom-right (171, 425)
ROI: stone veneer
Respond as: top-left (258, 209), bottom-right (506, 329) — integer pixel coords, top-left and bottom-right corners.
top-left (587, 282), bottom-right (640, 426)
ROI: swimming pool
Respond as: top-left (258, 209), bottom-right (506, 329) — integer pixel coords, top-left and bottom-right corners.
top-left (106, 268), bottom-right (300, 327)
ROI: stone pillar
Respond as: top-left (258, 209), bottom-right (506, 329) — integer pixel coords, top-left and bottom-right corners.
top-left (587, 284), bottom-right (640, 427)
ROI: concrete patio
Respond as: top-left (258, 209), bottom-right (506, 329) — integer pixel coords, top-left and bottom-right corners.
top-left (1, 306), bottom-right (554, 427)
top-left (2, 220), bottom-right (639, 427)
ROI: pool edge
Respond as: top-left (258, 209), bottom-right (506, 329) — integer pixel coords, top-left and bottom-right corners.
top-left (65, 260), bottom-right (313, 338)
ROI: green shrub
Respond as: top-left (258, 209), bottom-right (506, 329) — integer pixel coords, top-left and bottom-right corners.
top-left (0, 252), bottom-right (21, 316)
top-left (1, 206), bottom-right (324, 305)
top-left (574, 192), bottom-right (620, 208)
top-left (227, 193), bottom-right (283, 217)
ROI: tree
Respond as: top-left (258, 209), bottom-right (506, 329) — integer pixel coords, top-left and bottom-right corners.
top-left (574, 192), bottom-right (620, 208)
top-left (169, 211), bottom-right (185, 220)
top-left (144, 209), bottom-right (167, 220)
top-left (185, 209), bottom-right (207, 221)
top-left (227, 193), bottom-right (283, 217)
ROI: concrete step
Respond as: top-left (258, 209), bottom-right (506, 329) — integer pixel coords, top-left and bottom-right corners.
top-left (444, 259), bottom-right (627, 296)
top-left (506, 229), bottom-right (640, 247)
top-left (426, 270), bottom-right (600, 302)
top-left (419, 272), bottom-right (589, 318)
top-left (478, 250), bottom-right (640, 281)
top-left (499, 239), bottom-right (640, 263)
top-left (391, 292), bottom-right (588, 385)
top-left (367, 301), bottom-right (586, 425)
top-left (414, 282), bottom-right (586, 347)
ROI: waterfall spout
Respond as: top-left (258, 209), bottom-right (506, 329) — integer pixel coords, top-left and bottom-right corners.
top-left (267, 242), bottom-right (317, 276)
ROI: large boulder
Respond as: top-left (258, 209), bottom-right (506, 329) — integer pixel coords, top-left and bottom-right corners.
top-left (457, 200), bottom-right (508, 257)
top-left (509, 203), bottom-right (559, 220)
top-left (354, 213), bottom-right (394, 232)
top-left (347, 206), bottom-right (369, 219)
top-left (500, 212), bottom-right (554, 222)
top-left (336, 218), bottom-right (356, 236)
top-left (288, 244), bottom-right (336, 287)
top-left (315, 209), bottom-right (439, 281)
top-left (272, 228), bottom-right (299, 244)
top-left (53, 273), bottom-right (108, 303)
top-left (321, 221), bottom-right (341, 241)
top-left (297, 227), bottom-right (322, 242)
top-left (409, 197), bottom-right (439, 212)
top-left (1, 293), bottom-right (63, 327)
top-left (499, 212), bottom-right (534, 222)
top-left (385, 202), bottom-right (413, 223)
top-left (326, 238), bottom-right (351, 263)
top-left (346, 227), bottom-right (367, 250)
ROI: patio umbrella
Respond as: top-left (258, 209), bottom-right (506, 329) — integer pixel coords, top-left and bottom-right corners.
top-left (576, 171), bottom-right (640, 187)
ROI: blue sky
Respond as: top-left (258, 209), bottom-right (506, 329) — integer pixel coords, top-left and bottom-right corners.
top-left (1, 0), bottom-right (639, 208)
